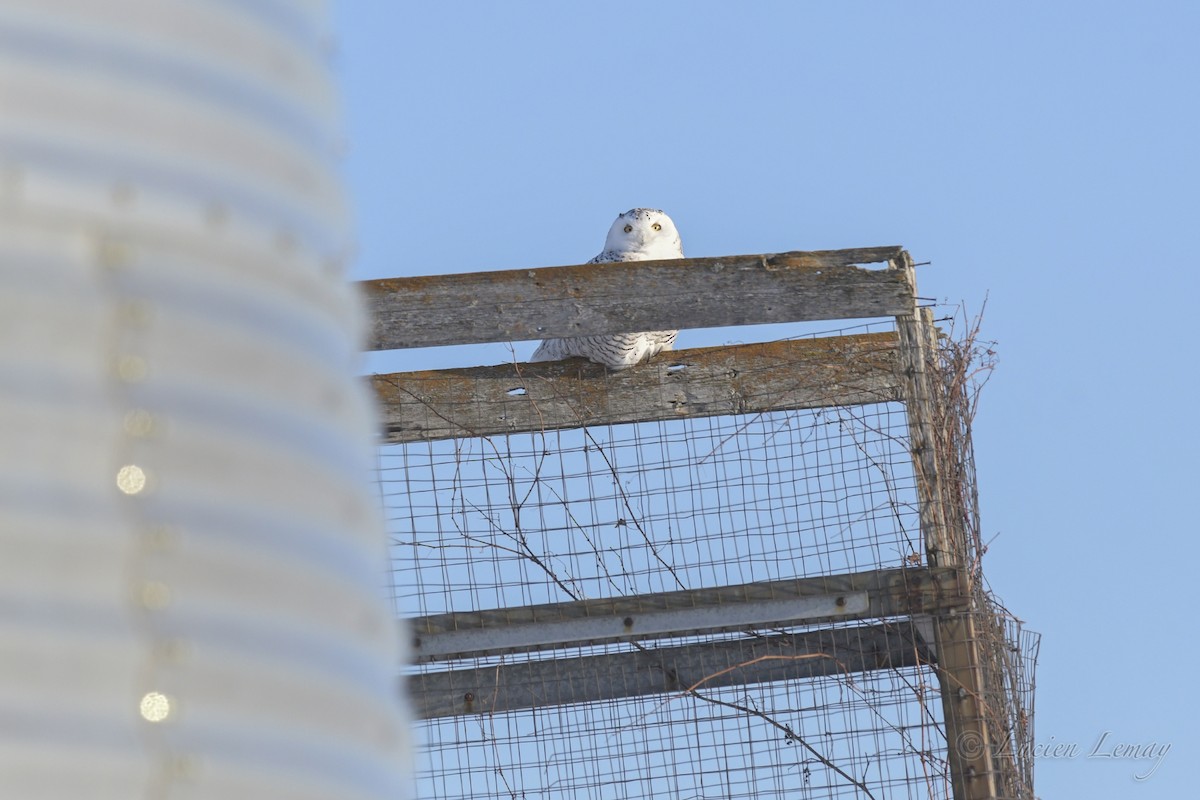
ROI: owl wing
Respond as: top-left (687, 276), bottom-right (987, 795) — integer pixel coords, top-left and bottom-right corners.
top-left (588, 249), bottom-right (643, 264)
top-left (528, 337), bottom-right (569, 363)
top-left (530, 247), bottom-right (677, 368)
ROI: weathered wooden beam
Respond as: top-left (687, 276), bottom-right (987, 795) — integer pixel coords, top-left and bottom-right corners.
top-left (373, 332), bottom-right (903, 443)
top-left (410, 565), bottom-right (967, 662)
top-left (362, 247), bottom-right (908, 350)
top-left (895, 255), bottom-right (999, 800)
top-left (407, 621), bottom-right (932, 719)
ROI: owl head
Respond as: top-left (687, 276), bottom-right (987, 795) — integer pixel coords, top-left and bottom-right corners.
top-left (602, 208), bottom-right (684, 259)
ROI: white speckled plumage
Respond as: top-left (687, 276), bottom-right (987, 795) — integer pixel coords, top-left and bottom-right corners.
top-left (529, 208), bottom-right (684, 370)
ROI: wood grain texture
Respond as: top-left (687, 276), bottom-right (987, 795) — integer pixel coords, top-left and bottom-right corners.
top-left (374, 332), bottom-right (903, 443)
top-left (894, 254), bottom-right (999, 800)
top-left (362, 246), bottom-right (908, 350)
top-left (408, 621), bottom-right (932, 719)
top-left (409, 565), bottom-right (967, 662)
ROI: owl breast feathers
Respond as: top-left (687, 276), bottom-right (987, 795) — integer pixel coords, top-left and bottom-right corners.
top-left (529, 208), bottom-right (684, 370)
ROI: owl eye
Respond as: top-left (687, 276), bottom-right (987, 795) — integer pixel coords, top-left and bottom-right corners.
top-left (652, 223), bottom-right (662, 231)
top-left (623, 224), bottom-right (633, 233)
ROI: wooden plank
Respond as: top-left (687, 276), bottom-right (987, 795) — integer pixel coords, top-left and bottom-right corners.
top-left (894, 255), bottom-right (999, 800)
top-left (415, 591), bottom-right (873, 660)
top-left (409, 565), bottom-right (967, 662)
top-left (362, 247), bottom-right (908, 350)
top-left (374, 332), bottom-right (903, 443)
top-left (407, 621), bottom-right (933, 719)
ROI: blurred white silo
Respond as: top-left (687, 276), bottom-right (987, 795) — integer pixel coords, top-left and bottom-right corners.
top-left (0, 1), bottom-right (410, 797)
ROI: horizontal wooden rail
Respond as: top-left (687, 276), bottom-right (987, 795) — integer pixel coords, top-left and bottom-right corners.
top-left (373, 332), bottom-right (903, 443)
top-left (362, 246), bottom-right (909, 350)
top-left (409, 565), bottom-right (966, 662)
top-left (407, 621), bottom-right (932, 719)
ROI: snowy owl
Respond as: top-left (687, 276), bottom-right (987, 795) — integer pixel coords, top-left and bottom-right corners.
top-left (529, 208), bottom-right (684, 370)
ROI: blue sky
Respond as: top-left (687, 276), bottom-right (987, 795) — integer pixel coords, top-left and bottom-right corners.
top-left (334, 3), bottom-right (1199, 796)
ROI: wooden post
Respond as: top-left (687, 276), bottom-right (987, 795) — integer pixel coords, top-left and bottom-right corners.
top-left (893, 252), bottom-right (998, 800)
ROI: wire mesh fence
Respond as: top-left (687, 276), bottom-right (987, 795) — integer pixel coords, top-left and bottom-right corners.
top-left (377, 318), bottom-right (1038, 800)
top-left (415, 653), bottom-right (949, 800)
top-left (386, 397), bottom-right (920, 614)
